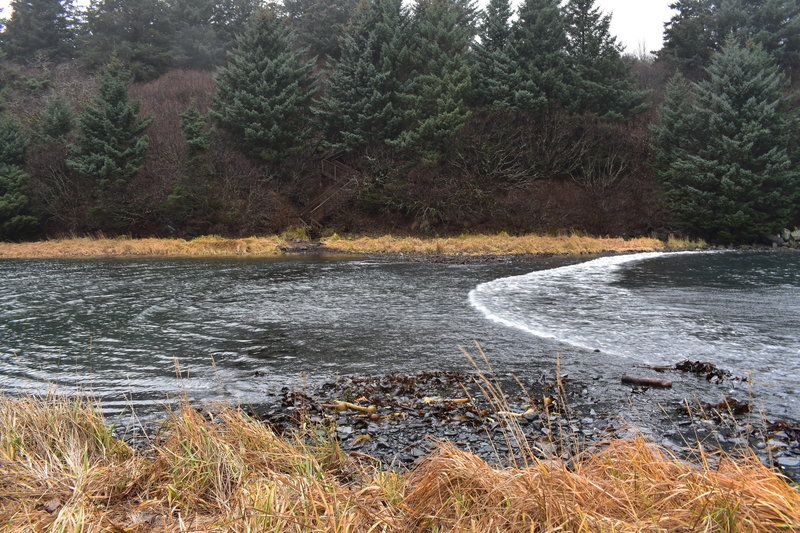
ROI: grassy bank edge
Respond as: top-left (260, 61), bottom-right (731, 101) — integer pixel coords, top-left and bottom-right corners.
top-left (0, 394), bottom-right (797, 532)
top-left (0, 233), bottom-right (705, 259)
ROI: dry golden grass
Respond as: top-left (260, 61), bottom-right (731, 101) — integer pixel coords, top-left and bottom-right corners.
top-left (0, 235), bottom-right (285, 259)
top-left (0, 232), bottom-right (704, 259)
top-left (1, 395), bottom-right (797, 532)
top-left (322, 232), bottom-right (704, 256)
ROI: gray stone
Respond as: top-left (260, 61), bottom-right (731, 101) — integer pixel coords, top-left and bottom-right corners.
top-left (767, 439), bottom-right (789, 448)
top-left (776, 456), bottom-right (800, 468)
top-left (791, 228), bottom-right (800, 240)
top-left (782, 228), bottom-right (791, 241)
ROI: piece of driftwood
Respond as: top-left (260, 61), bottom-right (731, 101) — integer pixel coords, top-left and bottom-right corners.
top-left (621, 375), bottom-right (673, 389)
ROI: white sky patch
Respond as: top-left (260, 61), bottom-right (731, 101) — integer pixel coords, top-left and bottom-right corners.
top-left (593, 0), bottom-right (675, 54)
top-left (0, 0), bottom-right (675, 54)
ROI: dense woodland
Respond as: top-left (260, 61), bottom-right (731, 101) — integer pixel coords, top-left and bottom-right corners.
top-left (0, 0), bottom-right (798, 243)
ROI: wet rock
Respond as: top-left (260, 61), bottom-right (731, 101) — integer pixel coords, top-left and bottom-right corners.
top-left (776, 456), bottom-right (800, 468)
top-left (767, 439), bottom-right (789, 448)
top-left (716, 397), bottom-right (751, 415)
top-left (674, 360), bottom-right (732, 382)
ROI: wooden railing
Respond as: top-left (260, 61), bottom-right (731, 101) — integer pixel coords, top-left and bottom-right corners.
top-left (321, 159), bottom-right (361, 182)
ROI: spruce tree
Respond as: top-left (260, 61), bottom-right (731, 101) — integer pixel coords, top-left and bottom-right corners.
top-left (283, 0), bottom-right (360, 64)
top-left (80, 0), bottom-right (173, 81)
top-left (210, 0), bottom-right (265, 46)
top-left (0, 114), bottom-right (27, 166)
top-left (652, 42), bottom-right (799, 243)
top-left (67, 59), bottom-right (152, 231)
top-left (37, 95), bottom-right (75, 140)
top-left (660, 0), bottom-right (717, 76)
top-left (510, 0), bottom-right (569, 111)
top-left (471, 0), bottom-right (518, 108)
top-left (0, 114), bottom-right (37, 240)
top-left (211, 8), bottom-right (316, 162)
top-left (163, 106), bottom-right (219, 236)
top-left (389, 0), bottom-right (472, 163)
top-left (0, 0), bottom-right (76, 61)
top-left (166, 0), bottom-right (224, 70)
top-left (166, 0), bottom-right (264, 70)
top-left (314, 0), bottom-right (407, 153)
top-left (651, 73), bottom-right (702, 176)
top-left (661, 0), bottom-right (800, 79)
top-left (563, 0), bottom-right (648, 118)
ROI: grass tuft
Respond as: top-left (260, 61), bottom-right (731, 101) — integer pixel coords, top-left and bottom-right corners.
top-left (0, 394), bottom-right (797, 532)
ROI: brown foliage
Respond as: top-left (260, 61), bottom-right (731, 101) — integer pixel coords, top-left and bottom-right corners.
top-left (130, 70), bottom-right (215, 210)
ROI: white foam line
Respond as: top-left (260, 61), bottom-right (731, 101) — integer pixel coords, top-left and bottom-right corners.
top-left (468, 251), bottom-right (699, 352)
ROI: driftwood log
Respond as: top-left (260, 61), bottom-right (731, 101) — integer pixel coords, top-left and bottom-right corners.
top-left (621, 375), bottom-right (673, 389)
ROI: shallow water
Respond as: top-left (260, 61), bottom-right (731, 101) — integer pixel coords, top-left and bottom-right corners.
top-left (1, 251), bottom-right (798, 423)
top-left (470, 251), bottom-right (800, 416)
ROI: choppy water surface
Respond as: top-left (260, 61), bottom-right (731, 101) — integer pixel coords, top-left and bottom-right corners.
top-left (1, 251), bottom-right (798, 421)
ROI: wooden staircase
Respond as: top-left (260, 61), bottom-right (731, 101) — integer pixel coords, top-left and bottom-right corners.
top-left (297, 157), bottom-right (363, 230)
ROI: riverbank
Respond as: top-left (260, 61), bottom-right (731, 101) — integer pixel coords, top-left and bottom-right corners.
top-left (0, 233), bottom-right (703, 259)
top-left (1, 393), bottom-right (798, 532)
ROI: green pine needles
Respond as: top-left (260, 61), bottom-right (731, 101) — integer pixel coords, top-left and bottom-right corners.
top-left (211, 8), bottom-right (316, 162)
top-left (472, 0), bottom-right (520, 108)
top-left (314, 0), bottom-right (407, 154)
top-left (0, 114), bottom-right (37, 240)
top-left (67, 59), bottom-right (152, 231)
top-left (652, 41), bottom-right (800, 243)
top-left (563, 0), bottom-right (648, 118)
top-left (0, 0), bottom-right (76, 61)
top-left (388, 0), bottom-right (472, 163)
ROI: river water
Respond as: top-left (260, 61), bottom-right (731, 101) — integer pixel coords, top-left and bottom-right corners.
top-left (1, 251), bottom-right (798, 423)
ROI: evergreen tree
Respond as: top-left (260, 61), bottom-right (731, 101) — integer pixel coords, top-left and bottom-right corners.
top-left (740, 0), bottom-right (800, 79)
top-left (652, 42), bottom-right (799, 242)
top-left (452, 0), bottom-right (479, 39)
top-left (389, 0), bottom-right (472, 163)
top-left (283, 0), bottom-right (360, 64)
top-left (314, 0), bottom-right (407, 153)
top-left (80, 0), bottom-right (173, 81)
top-left (510, 0), bottom-right (569, 111)
top-left (471, 0), bottom-right (518, 108)
top-left (0, 114), bottom-right (28, 166)
top-left (163, 106), bottom-right (219, 236)
top-left (0, 0), bottom-right (76, 61)
top-left (166, 0), bottom-right (224, 70)
top-left (211, 8), bottom-right (316, 162)
top-left (67, 59), bottom-right (152, 231)
top-left (563, 0), bottom-right (648, 118)
top-left (165, 0), bottom-right (263, 70)
top-left (0, 114), bottom-right (37, 240)
top-left (37, 95), bottom-right (75, 140)
top-left (661, 0), bottom-right (800, 79)
top-left (210, 0), bottom-right (265, 45)
top-left (651, 73), bottom-right (701, 174)
top-left (180, 106), bottom-right (212, 157)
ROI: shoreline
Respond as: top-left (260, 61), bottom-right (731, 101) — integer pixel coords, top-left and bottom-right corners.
top-left (243, 360), bottom-right (800, 483)
top-left (0, 233), bottom-right (704, 260)
top-left (1, 388), bottom-right (798, 531)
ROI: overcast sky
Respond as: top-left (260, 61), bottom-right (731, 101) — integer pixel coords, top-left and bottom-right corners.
top-left (0, 0), bottom-right (675, 54)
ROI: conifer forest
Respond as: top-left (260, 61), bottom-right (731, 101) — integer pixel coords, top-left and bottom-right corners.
top-left (0, 0), bottom-right (798, 243)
